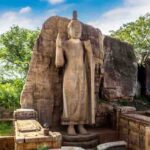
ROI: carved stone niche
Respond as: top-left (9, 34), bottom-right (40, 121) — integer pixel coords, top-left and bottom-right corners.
top-left (20, 16), bottom-right (104, 128)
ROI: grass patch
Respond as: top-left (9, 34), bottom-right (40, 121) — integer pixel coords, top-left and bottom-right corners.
top-left (0, 122), bottom-right (13, 136)
top-left (37, 146), bottom-right (49, 150)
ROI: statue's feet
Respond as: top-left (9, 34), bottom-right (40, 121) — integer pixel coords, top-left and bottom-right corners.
top-left (67, 125), bottom-right (77, 136)
top-left (78, 125), bottom-right (88, 135)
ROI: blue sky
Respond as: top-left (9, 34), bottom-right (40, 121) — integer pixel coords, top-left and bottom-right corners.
top-left (0, 0), bottom-right (150, 34)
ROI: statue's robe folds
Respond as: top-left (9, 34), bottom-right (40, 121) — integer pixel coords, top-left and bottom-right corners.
top-left (55, 38), bottom-right (95, 125)
top-left (20, 16), bottom-right (103, 127)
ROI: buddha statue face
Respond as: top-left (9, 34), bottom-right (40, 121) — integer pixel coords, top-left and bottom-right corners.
top-left (68, 20), bottom-right (82, 39)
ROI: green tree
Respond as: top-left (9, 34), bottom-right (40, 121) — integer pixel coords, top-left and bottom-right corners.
top-left (0, 79), bottom-right (23, 109)
top-left (0, 26), bottom-right (39, 80)
top-left (111, 13), bottom-right (150, 65)
top-left (0, 26), bottom-right (39, 109)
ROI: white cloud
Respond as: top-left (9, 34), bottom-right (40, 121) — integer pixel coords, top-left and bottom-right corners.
top-left (48, 0), bottom-right (65, 5)
top-left (89, 0), bottom-right (150, 35)
top-left (19, 6), bottom-right (32, 14)
top-left (0, 11), bottom-right (42, 34)
top-left (0, 3), bottom-right (74, 34)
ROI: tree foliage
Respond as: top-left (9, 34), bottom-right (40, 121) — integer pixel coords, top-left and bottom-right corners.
top-left (0, 26), bottom-right (39, 80)
top-left (111, 13), bottom-right (150, 65)
top-left (0, 79), bottom-right (23, 109)
top-left (0, 26), bottom-right (39, 109)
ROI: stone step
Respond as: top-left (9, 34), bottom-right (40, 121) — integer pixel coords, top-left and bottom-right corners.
top-left (63, 133), bottom-right (98, 142)
top-left (63, 139), bottom-right (99, 149)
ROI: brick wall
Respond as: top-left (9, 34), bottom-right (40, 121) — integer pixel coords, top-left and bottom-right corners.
top-left (119, 113), bottom-right (150, 150)
top-left (0, 136), bottom-right (14, 150)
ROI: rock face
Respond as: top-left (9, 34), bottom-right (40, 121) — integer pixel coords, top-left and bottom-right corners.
top-left (145, 60), bottom-right (150, 97)
top-left (103, 36), bottom-right (137, 100)
top-left (20, 16), bottom-right (137, 128)
top-left (20, 16), bottom-right (103, 127)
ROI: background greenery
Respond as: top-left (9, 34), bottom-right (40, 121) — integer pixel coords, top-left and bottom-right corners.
top-left (0, 26), bottom-right (39, 109)
top-left (111, 13), bottom-right (150, 65)
top-left (0, 13), bottom-right (149, 109)
top-left (0, 121), bottom-right (13, 136)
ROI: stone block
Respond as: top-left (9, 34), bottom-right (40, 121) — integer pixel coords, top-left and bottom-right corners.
top-left (14, 109), bottom-right (37, 120)
top-left (14, 109), bottom-right (62, 150)
top-left (118, 112), bottom-right (150, 150)
top-left (97, 141), bottom-right (127, 150)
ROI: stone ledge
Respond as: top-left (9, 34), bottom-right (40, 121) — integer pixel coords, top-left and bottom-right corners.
top-left (61, 146), bottom-right (85, 150)
top-left (63, 139), bottom-right (99, 149)
top-left (97, 141), bottom-right (127, 150)
top-left (63, 133), bottom-right (98, 142)
top-left (14, 109), bottom-right (37, 120)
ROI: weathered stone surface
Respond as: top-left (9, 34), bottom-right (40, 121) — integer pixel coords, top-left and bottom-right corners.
top-left (61, 147), bottom-right (85, 150)
top-left (20, 14), bottom-right (137, 130)
top-left (119, 112), bottom-right (150, 150)
top-left (0, 136), bottom-right (14, 150)
top-left (95, 103), bottom-right (114, 128)
top-left (63, 139), bottom-right (99, 149)
top-left (16, 120), bottom-right (41, 132)
top-left (62, 133), bottom-right (99, 149)
top-left (20, 16), bottom-right (103, 128)
top-left (14, 109), bottom-right (37, 120)
top-left (63, 133), bottom-right (99, 142)
top-left (55, 12), bottom-right (97, 136)
top-left (103, 36), bottom-right (137, 100)
top-left (97, 128), bottom-right (118, 144)
top-left (14, 109), bottom-right (62, 150)
top-left (114, 106), bottom-right (136, 130)
top-left (145, 59), bottom-right (150, 97)
top-left (97, 141), bottom-right (127, 150)
top-left (115, 106), bottom-right (136, 114)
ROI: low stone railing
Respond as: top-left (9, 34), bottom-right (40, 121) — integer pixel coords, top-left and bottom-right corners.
top-left (119, 111), bottom-right (150, 150)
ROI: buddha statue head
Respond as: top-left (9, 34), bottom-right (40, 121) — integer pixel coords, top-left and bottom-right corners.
top-left (67, 11), bottom-right (82, 39)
